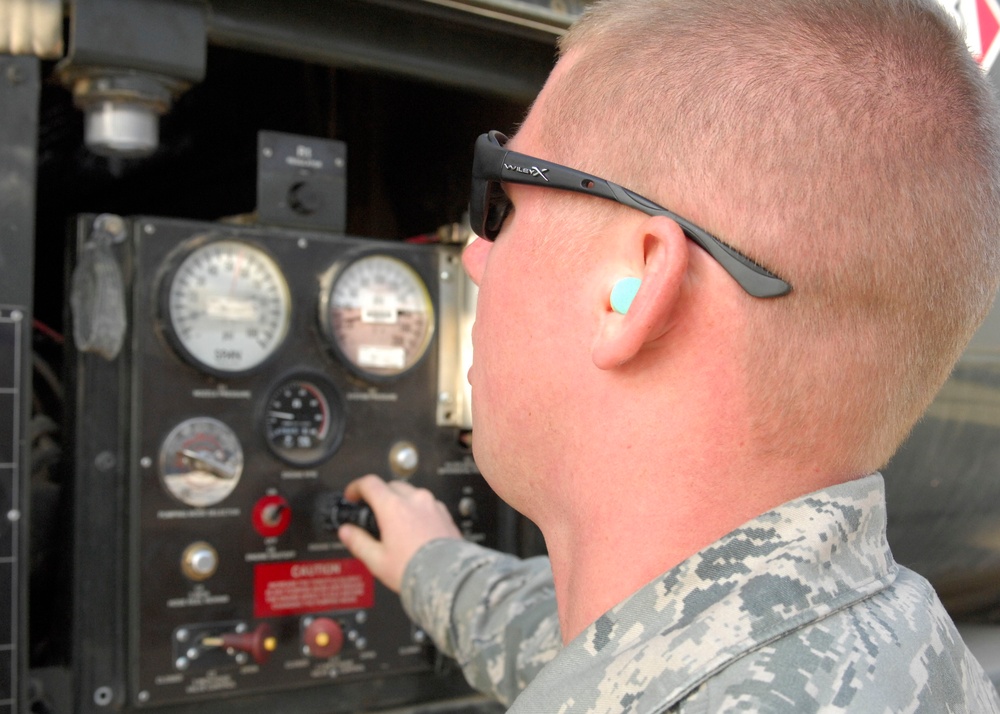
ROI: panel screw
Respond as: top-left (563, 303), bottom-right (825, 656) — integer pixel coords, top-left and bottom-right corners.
top-left (93, 686), bottom-right (113, 706)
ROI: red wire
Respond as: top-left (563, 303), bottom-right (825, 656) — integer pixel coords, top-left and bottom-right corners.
top-left (33, 319), bottom-right (65, 344)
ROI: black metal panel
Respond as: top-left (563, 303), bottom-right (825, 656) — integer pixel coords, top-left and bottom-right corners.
top-left (0, 54), bottom-right (39, 714)
top-left (68, 216), bottom-right (132, 712)
top-left (61, 214), bottom-right (508, 713)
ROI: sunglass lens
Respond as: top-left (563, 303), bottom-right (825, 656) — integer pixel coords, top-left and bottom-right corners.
top-left (484, 181), bottom-right (512, 240)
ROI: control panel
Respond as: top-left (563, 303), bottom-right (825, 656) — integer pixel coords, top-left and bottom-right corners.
top-left (68, 214), bottom-right (499, 712)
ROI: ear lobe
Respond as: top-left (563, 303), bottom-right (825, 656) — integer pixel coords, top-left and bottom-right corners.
top-left (592, 216), bottom-right (689, 370)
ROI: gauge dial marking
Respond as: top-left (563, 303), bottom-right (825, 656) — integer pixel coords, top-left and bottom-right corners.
top-left (264, 377), bottom-right (345, 466)
top-left (165, 240), bottom-right (291, 374)
top-left (322, 254), bottom-right (434, 378)
top-left (159, 417), bottom-right (244, 507)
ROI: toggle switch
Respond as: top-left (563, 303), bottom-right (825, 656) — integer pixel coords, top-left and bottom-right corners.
top-left (253, 494), bottom-right (291, 537)
top-left (201, 623), bottom-right (277, 665)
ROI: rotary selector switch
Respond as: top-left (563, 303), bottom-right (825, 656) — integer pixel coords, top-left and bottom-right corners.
top-left (316, 493), bottom-right (380, 538)
top-left (202, 623), bottom-right (277, 665)
top-left (253, 494), bottom-right (291, 537)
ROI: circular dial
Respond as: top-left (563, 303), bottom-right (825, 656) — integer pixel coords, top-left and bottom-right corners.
top-left (322, 255), bottom-right (434, 378)
top-left (158, 417), bottom-right (244, 507)
top-left (166, 240), bottom-right (291, 374)
top-left (264, 377), bottom-right (345, 465)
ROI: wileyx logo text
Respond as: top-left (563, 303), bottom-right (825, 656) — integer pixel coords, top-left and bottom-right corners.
top-left (504, 162), bottom-right (549, 181)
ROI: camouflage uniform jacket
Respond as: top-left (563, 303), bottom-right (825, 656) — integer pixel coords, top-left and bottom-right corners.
top-left (401, 474), bottom-right (1000, 712)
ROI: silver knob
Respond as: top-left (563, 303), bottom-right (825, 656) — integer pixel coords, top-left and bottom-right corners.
top-left (182, 542), bottom-right (219, 581)
top-left (389, 441), bottom-right (419, 478)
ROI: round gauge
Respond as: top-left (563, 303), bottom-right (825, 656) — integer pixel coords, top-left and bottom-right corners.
top-left (165, 240), bottom-right (291, 375)
top-left (158, 417), bottom-right (244, 507)
top-left (321, 254), bottom-right (435, 378)
top-left (264, 376), bottom-right (345, 466)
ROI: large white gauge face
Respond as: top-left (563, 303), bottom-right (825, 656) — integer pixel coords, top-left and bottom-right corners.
top-left (323, 255), bottom-right (435, 378)
top-left (166, 240), bottom-right (291, 374)
top-left (158, 417), bottom-right (243, 508)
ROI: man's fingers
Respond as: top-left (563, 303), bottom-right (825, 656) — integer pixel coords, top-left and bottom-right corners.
top-left (339, 474), bottom-right (460, 595)
top-left (339, 522), bottom-right (382, 565)
top-left (343, 473), bottom-right (389, 504)
top-left (386, 479), bottom-right (416, 493)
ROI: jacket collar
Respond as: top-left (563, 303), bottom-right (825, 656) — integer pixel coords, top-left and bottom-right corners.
top-left (511, 474), bottom-right (897, 713)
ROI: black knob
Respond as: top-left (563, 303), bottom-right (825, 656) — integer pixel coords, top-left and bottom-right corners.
top-left (316, 493), bottom-right (380, 539)
top-left (288, 181), bottom-right (324, 215)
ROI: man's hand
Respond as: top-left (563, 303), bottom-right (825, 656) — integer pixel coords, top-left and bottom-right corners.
top-left (338, 474), bottom-right (462, 593)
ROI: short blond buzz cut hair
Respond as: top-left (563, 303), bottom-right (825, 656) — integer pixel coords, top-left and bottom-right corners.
top-left (547, 0), bottom-right (1000, 475)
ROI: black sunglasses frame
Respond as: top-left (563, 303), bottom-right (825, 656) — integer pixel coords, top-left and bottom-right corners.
top-left (470, 130), bottom-right (791, 299)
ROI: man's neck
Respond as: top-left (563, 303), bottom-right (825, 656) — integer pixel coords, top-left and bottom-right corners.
top-left (540, 463), bottom-right (847, 645)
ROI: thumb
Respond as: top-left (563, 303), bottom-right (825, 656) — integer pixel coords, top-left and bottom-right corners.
top-left (338, 524), bottom-right (395, 589)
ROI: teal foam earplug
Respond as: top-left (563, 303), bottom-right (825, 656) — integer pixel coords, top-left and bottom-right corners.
top-left (610, 277), bottom-right (642, 315)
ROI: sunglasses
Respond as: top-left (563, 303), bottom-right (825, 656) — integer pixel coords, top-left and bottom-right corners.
top-left (470, 130), bottom-right (791, 298)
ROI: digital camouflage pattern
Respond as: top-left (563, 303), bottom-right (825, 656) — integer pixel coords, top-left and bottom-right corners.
top-left (401, 474), bottom-right (1000, 712)
top-left (402, 538), bottom-right (562, 702)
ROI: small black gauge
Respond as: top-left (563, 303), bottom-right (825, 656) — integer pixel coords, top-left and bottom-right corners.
top-left (263, 376), bottom-right (345, 466)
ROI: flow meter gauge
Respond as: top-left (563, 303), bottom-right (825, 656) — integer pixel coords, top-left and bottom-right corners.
top-left (320, 254), bottom-right (435, 378)
top-left (263, 375), bottom-right (345, 465)
top-left (159, 417), bottom-right (244, 507)
top-left (164, 239), bottom-right (292, 375)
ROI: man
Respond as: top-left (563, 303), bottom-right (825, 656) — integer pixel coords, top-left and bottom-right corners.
top-left (339, 0), bottom-right (1000, 710)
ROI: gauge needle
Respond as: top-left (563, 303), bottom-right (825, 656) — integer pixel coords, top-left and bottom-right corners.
top-left (179, 449), bottom-right (238, 480)
top-left (230, 250), bottom-right (244, 294)
top-left (268, 410), bottom-right (296, 420)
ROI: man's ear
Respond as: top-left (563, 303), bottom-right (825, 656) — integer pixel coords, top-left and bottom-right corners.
top-left (592, 215), bottom-right (689, 370)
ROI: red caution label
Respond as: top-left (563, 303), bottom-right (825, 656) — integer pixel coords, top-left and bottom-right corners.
top-left (253, 559), bottom-right (374, 618)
